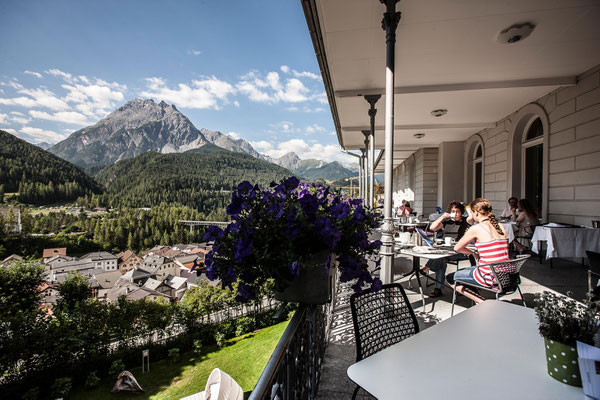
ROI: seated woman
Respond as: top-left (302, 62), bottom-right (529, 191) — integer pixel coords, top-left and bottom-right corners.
top-left (400, 201), bottom-right (413, 216)
top-left (446, 198), bottom-right (509, 289)
top-left (422, 200), bottom-right (473, 298)
top-left (512, 198), bottom-right (540, 254)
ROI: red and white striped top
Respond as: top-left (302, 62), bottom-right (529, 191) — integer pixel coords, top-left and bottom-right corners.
top-left (473, 239), bottom-right (510, 287)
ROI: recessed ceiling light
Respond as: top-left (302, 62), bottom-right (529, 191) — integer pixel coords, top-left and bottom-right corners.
top-left (497, 22), bottom-right (535, 44)
top-left (413, 133), bottom-right (425, 139)
top-left (430, 109), bottom-right (447, 117)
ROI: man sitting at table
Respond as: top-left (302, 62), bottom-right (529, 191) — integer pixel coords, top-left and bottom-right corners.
top-left (500, 197), bottom-right (519, 219)
top-left (421, 200), bottom-right (473, 298)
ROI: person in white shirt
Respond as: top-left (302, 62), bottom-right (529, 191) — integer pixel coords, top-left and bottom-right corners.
top-left (500, 197), bottom-right (519, 219)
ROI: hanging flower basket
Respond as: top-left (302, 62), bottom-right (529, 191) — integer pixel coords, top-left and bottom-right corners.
top-left (274, 251), bottom-right (332, 305)
top-left (202, 177), bottom-right (382, 303)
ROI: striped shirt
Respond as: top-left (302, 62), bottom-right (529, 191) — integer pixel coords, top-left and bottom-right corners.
top-left (473, 239), bottom-right (510, 287)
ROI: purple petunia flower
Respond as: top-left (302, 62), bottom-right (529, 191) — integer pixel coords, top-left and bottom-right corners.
top-left (289, 261), bottom-right (301, 276)
top-left (234, 236), bottom-right (253, 262)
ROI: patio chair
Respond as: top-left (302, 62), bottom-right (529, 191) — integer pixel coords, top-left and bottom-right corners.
top-left (451, 255), bottom-right (530, 316)
top-left (179, 368), bottom-right (243, 400)
top-left (349, 283), bottom-right (419, 399)
top-left (586, 250), bottom-right (600, 301)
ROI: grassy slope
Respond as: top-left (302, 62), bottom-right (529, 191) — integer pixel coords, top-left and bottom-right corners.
top-left (70, 320), bottom-right (289, 400)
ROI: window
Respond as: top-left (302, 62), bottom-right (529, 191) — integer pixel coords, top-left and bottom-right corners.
top-left (522, 117), bottom-right (544, 213)
top-left (472, 143), bottom-right (484, 199)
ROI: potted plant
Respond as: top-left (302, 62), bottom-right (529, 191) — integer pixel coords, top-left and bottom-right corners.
top-left (202, 177), bottom-right (382, 304)
top-left (534, 291), bottom-right (598, 386)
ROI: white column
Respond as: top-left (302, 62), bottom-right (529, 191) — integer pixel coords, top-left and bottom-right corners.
top-left (379, 0), bottom-right (401, 284)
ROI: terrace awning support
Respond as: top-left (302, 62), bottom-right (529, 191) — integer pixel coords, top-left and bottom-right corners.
top-left (379, 0), bottom-right (401, 284)
top-left (360, 148), bottom-right (367, 203)
top-left (361, 130), bottom-right (370, 206)
top-left (365, 95), bottom-right (381, 208)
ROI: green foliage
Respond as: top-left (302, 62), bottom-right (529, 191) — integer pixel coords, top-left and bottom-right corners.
top-left (235, 316), bottom-right (255, 337)
top-left (0, 130), bottom-right (101, 204)
top-left (534, 291), bottom-right (599, 346)
top-left (168, 348), bottom-right (180, 363)
top-left (21, 387), bottom-right (40, 400)
top-left (215, 332), bottom-right (226, 349)
top-left (51, 377), bottom-right (72, 398)
top-left (57, 272), bottom-right (90, 311)
top-left (90, 150), bottom-right (292, 212)
top-left (0, 260), bottom-right (45, 318)
top-left (85, 371), bottom-right (100, 389)
top-left (193, 339), bottom-right (203, 355)
top-left (109, 360), bottom-right (126, 378)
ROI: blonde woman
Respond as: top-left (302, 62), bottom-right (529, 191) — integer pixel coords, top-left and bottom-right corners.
top-left (446, 198), bottom-right (510, 288)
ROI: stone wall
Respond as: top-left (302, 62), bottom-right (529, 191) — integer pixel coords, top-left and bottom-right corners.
top-left (464, 63), bottom-right (600, 224)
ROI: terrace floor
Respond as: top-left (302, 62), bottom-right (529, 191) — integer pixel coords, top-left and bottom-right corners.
top-left (316, 254), bottom-right (589, 399)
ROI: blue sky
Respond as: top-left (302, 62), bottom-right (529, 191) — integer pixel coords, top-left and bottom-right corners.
top-left (0, 0), bottom-right (354, 164)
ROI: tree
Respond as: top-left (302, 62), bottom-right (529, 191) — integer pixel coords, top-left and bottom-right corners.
top-left (0, 261), bottom-right (45, 319)
top-left (56, 272), bottom-right (90, 311)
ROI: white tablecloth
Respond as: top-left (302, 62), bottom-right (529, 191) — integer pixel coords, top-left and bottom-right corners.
top-left (531, 226), bottom-right (600, 259)
top-left (500, 222), bottom-right (515, 243)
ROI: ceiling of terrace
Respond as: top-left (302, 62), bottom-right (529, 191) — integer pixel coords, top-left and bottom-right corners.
top-left (307, 0), bottom-right (600, 169)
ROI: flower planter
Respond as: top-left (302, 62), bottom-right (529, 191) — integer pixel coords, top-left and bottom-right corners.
top-left (274, 251), bottom-right (332, 305)
top-left (543, 337), bottom-right (582, 387)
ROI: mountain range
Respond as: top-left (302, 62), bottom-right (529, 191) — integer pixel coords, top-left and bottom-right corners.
top-left (49, 99), bottom-right (356, 181)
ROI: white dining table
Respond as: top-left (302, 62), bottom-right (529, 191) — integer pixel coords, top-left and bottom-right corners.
top-left (347, 301), bottom-right (584, 400)
top-left (501, 221), bottom-right (516, 243)
top-left (531, 225), bottom-right (600, 260)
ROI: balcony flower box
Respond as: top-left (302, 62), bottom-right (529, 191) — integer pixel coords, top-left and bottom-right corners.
top-left (203, 177), bottom-right (382, 303)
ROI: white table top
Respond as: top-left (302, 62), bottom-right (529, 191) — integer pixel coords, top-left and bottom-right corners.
top-left (501, 222), bottom-right (516, 243)
top-left (399, 247), bottom-right (456, 260)
top-left (532, 225), bottom-right (600, 259)
top-left (347, 301), bottom-right (584, 400)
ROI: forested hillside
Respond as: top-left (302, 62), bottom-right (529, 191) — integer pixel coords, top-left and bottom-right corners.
top-left (83, 150), bottom-right (293, 214)
top-left (0, 130), bottom-right (102, 204)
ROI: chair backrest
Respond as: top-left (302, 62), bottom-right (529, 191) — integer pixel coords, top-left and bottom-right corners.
top-left (205, 368), bottom-right (243, 400)
top-left (487, 255), bottom-right (530, 294)
top-left (350, 283), bottom-right (419, 361)
top-left (587, 251), bottom-right (600, 275)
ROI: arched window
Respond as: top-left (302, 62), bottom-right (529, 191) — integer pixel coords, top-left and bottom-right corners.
top-left (509, 104), bottom-right (548, 221)
top-left (465, 137), bottom-right (484, 202)
top-left (522, 117), bottom-right (544, 213)
top-left (473, 144), bottom-right (483, 199)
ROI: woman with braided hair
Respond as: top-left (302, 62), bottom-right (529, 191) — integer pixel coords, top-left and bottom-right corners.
top-left (446, 198), bottom-right (510, 288)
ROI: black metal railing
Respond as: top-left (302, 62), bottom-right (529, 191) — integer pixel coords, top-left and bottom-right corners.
top-left (250, 277), bottom-right (337, 400)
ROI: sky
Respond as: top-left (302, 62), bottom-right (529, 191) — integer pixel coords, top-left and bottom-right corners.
top-left (0, 0), bottom-right (356, 164)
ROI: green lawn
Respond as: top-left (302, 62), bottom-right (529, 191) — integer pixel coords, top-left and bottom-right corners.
top-left (70, 320), bottom-right (289, 400)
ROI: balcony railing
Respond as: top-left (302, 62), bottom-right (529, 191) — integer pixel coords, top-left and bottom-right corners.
top-left (249, 275), bottom-right (337, 400)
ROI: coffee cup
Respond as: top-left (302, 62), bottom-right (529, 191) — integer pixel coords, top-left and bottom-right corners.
top-left (444, 237), bottom-right (453, 246)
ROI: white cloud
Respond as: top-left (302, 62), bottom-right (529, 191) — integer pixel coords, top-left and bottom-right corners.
top-left (0, 87), bottom-right (70, 111)
top-left (140, 76), bottom-right (235, 110)
top-left (0, 113), bottom-right (7, 124)
top-left (233, 100), bottom-right (240, 107)
top-left (62, 80), bottom-right (126, 117)
top-left (24, 70), bottom-right (43, 78)
top-left (280, 65), bottom-right (290, 73)
top-left (305, 123), bottom-right (327, 135)
top-left (8, 111), bottom-right (31, 124)
top-left (29, 110), bottom-right (91, 126)
top-left (236, 71), bottom-right (310, 104)
top-left (250, 140), bottom-right (274, 152)
top-left (45, 68), bottom-right (74, 83)
top-left (260, 138), bottom-right (355, 164)
top-left (226, 131), bottom-right (240, 140)
top-left (2, 128), bottom-right (18, 135)
top-left (20, 126), bottom-right (66, 143)
top-left (187, 49), bottom-right (202, 56)
top-left (292, 70), bottom-right (321, 80)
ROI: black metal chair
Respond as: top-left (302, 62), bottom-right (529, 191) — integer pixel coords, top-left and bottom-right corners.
top-left (451, 255), bottom-right (530, 316)
top-left (349, 283), bottom-right (419, 399)
top-left (586, 250), bottom-right (600, 300)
